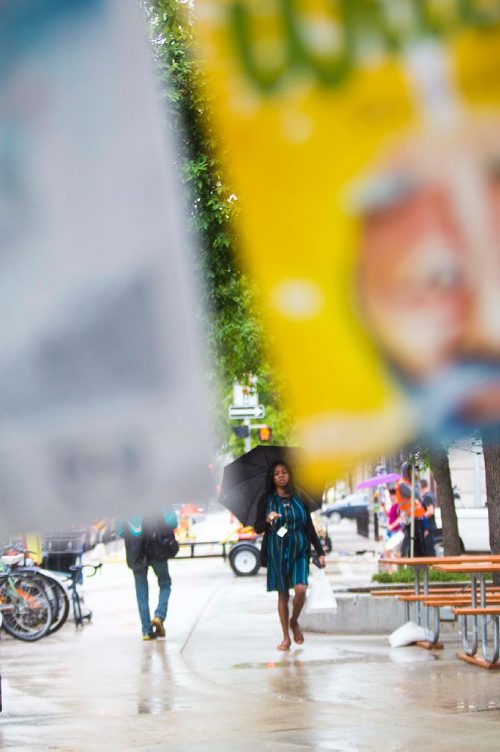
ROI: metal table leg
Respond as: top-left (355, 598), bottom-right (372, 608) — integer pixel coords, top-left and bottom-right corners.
top-left (424, 605), bottom-right (441, 644)
top-left (479, 574), bottom-right (500, 664)
top-left (421, 565), bottom-right (431, 638)
top-left (461, 575), bottom-right (478, 657)
top-left (415, 566), bottom-right (421, 626)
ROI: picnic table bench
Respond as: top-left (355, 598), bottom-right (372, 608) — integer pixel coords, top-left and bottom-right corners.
top-left (432, 561), bottom-right (500, 669)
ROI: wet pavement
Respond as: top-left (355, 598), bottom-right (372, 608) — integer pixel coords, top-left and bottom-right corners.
top-left (0, 528), bottom-right (499, 751)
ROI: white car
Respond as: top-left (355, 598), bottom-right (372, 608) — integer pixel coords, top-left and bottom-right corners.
top-left (434, 506), bottom-right (490, 553)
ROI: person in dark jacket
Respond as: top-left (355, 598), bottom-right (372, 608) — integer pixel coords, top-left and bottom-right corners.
top-left (420, 479), bottom-right (437, 556)
top-left (119, 508), bottom-right (177, 640)
top-left (396, 462), bottom-right (429, 557)
top-left (255, 461), bottom-right (325, 651)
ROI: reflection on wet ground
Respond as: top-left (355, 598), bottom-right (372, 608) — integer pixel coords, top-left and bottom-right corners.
top-left (232, 648), bottom-right (441, 672)
top-left (137, 642), bottom-right (172, 715)
top-left (232, 653), bottom-right (365, 670)
top-left (1, 553), bottom-right (499, 750)
top-left (448, 700), bottom-right (499, 713)
top-left (183, 575), bottom-right (500, 746)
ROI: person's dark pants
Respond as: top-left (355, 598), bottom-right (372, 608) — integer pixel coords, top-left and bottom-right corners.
top-left (401, 522), bottom-right (430, 557)
top-left (424, 530), bottom-right (436, 557)
top-left (401, 526), bottom-right (410, 557)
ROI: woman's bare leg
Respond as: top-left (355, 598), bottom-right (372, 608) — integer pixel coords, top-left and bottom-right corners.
top-left (277, 592), bottom-right (291, 650)
top-left (290, 584), bottom-right (307, 644)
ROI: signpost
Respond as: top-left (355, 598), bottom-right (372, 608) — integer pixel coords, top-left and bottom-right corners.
top-left (228, 405), bottom-right (265, 420)
top-left (229, 380), bottom-right (265, 451)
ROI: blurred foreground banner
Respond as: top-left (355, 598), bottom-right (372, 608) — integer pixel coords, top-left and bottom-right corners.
top-left (194, 1), bottom-right (500, 483)
top-left (0, 0), bottom-right (211, 531)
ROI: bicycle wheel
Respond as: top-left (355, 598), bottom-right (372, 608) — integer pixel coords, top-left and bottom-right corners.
top-left (15, 568), bottom-right (70, 634)
top-left (45, 576), bottom-right (70, 634)
top-left (1, 575), bottom-right (52, 641)
top-left (34, 573), bottom-right (70, 634)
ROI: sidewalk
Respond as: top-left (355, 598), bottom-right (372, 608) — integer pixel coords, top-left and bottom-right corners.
top-left (0, 540), bottom-right (499, 750)
top-left (180, 572), bottom-right (500, 751)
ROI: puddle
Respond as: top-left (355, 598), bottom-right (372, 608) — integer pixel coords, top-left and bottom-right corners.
top-left (445, 700), bottom-right (500, 714)
top-left (231, 653), bottom-right (384, 670)
top-left (233, 660), bottom-right (293, 670)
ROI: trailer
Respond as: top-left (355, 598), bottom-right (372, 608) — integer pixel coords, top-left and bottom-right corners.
top-left (176, 533), bottom-right (262, 576)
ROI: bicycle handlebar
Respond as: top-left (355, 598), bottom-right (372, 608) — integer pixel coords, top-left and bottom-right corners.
top-left (68, 563), bottom-right (103, 578)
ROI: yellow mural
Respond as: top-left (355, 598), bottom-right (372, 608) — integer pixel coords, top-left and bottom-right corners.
top-left (194, 1), bottom-right (500, 485)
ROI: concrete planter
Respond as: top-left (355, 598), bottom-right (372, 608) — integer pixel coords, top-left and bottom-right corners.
top-left (302, 592), bottom-right (403, 634)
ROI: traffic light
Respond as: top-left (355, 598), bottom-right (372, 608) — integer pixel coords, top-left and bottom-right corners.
top-left (258, 425), bottom-right (272, 442)
top-left (232, 425), bottom-right (250, 439)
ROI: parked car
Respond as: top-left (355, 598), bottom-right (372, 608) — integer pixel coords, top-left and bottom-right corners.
top-left (321, 492), bottom-right (370, 524)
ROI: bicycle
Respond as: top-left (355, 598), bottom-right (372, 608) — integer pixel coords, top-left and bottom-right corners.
top-left (1, 547), bottom-right (70, 635)
top-left (0, 560), bottom-right (53, 641)
top-left (63, 563), bottom-right (102, 627)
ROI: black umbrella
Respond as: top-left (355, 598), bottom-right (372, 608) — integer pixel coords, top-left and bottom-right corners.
top-left (219, 445), bottom-right (322, 527)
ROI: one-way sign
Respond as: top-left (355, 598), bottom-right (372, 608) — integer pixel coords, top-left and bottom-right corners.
top-left (228, 404), bottom-right (265, 419)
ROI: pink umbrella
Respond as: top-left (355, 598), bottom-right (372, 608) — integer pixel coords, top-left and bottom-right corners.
top-left (357, 473), bottom-right (400, 490)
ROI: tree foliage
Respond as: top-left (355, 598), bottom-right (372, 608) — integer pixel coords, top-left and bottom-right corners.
top-left (143, 0), bottom-right (294, 451)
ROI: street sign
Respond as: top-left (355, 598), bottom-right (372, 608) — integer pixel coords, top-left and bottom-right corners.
top-left (228, 404), bottom-right (265, 419)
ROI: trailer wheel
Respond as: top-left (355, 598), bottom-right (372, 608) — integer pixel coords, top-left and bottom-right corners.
top-left (229, 544), bottom-right (260, 576)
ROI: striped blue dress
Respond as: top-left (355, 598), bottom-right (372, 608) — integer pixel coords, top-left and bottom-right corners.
top-left (266, 494), bottom-right (309, 592)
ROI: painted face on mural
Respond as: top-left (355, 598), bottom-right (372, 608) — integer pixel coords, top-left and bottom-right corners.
top-left (354, 119), bottom-right (500, 427)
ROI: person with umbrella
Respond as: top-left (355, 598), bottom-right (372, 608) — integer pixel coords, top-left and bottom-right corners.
top-left (254, 460), bottom-right (326, 651)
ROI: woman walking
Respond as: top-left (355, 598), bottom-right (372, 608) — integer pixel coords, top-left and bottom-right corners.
top-left (255, 461), bottom-right (326, 650)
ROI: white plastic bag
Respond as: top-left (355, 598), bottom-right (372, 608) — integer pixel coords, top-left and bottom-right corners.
top-left (306, 566), bottom-right (338, 614)
top-left (389, 621), bottom-right (426, 647)
top-left (385, 530), bottom-right (405, 551)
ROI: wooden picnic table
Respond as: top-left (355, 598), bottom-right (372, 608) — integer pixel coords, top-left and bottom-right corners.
top-left (378, 554), bottom-right (500, 595)
top-left (379, 555), bottom-right (500, 566)
top-left (431, 561), bottom-right (500, 668)
top-left (377, 555), bottom-right (500, 648)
